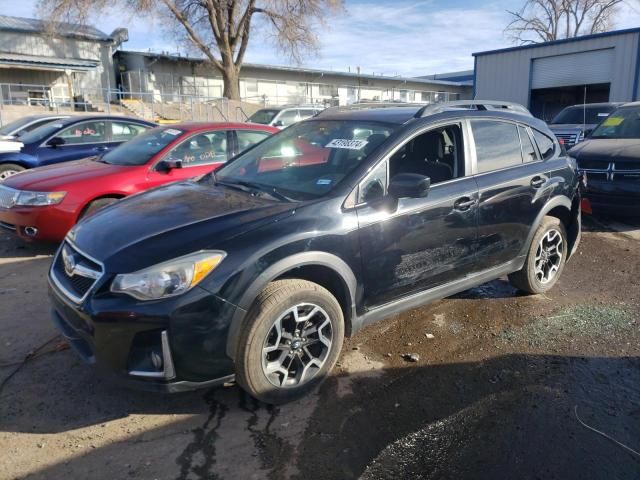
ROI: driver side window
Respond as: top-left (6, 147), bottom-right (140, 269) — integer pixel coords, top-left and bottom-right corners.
top-left (355, 123), bottom-right (464, 205)
top-left (166, 131), bottom-right (228, 166)
top-left (389, 123), bottom-right (463, 183)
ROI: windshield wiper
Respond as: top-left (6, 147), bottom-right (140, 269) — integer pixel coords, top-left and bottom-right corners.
top-left (217, 178), bottom-right (292, 202)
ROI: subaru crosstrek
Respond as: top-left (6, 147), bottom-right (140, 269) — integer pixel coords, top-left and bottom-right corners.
top-left (48, 101), bottom-right (582, 404)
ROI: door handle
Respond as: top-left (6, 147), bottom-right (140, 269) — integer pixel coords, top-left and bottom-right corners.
top-left (94, 146), bottom-right (109, 152)
top-left (530, 176), bottom-right (546, 188)
top-left (454, 197), bottom-right (476, 211)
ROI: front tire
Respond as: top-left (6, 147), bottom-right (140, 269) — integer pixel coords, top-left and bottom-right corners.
top-left (509, 216), bottom-right (567, 294)
top-left (0, 163), bottom-right (25, 181)
top-left (78, 197), bottom-right (119, 220)
top-left (235, 279), bottom-right (344, 404)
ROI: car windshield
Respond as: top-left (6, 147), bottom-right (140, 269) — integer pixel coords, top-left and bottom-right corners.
top-left (551, 106), bottom-right (615, 125)
top-left (590, 107), bottom-right (640, 139)
top-left (0, 117), bottom-right (36, 136)
top-left (213, 120), bottom-right (395, 200)
top-left (100, 127), bottom-right (182, 166)
top-left (248, 109), bottom-right (280, 124)
top-left (19, 121), bottom-right (67, 144)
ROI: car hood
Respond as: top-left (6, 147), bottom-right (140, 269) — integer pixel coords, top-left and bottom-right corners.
top-left (569, 138), bottom-right (640, 163)
top-left (0, 139), bottom-right (23, 152)
top-left (3, 157), bottom-right (128, 190)
top-left (69, 179), bottom-right (297, 272)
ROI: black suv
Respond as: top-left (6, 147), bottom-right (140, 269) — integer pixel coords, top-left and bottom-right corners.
top-left (48, 101), bottom-right (581, 404)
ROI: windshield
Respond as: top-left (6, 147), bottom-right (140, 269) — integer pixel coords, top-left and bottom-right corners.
top-left (100, 127), bottom-right (182, 166)
top-left (590, 107), bottom-right (640, 139)
top-left (551, 105), bottom-right (615, 125)
top-left (19, 121), bottom-right (66, 144)
top-left (248, 109), bottom-right (280, 125)
top-left (214, 120), bottom-right (396, 200)
top-left (0, 117), bottom-right (36, 136)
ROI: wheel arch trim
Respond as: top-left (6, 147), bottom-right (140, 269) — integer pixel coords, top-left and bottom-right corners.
top-left (520, 195), bottom-right (573, 258)
top-left (225, 251), bottom-right (357, 360)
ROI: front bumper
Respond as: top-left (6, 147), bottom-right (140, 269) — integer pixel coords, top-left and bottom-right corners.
top-left (48, 269), bottom-right (239, 392)
top-left (583, 186), bottom-right (640, 217)
top-left (0, 204), bottom-right (75, 242)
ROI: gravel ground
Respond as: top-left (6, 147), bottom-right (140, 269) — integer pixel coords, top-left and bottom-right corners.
top-left (0, 216), bottom-right (639, 480)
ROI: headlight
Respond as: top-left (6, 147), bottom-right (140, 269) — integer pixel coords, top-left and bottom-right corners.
top-left (111, 251), bottom-right (226, 301)
top-left (15, 191), bottom-right (66, 206)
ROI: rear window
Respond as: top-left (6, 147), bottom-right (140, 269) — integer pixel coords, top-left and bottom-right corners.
top-left (551, 106), bottom-right (616, 125)
top-left (248, 109), bottom-right (279, 125)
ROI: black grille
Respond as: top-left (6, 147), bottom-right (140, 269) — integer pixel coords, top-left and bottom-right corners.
top-left (578, 159), bottom-right (608, 170)
top-left (51, 243), bottom-right (102, 302)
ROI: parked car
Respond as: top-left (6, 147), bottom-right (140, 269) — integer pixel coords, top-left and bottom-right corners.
top-left (48, 101), bottom-right (581, 404)
top-left (570, 102), bottom-right (640, 216)
top-left (0, 122), bottom-right (277, 241)
top-left (549, 103), bottom-right (622, 149)
top-left (0, 114), bottom-right (69, 141)
top-left (0, 115), bottom-right (156, 180)
top-left (247, 105), bottom-right (323, 129)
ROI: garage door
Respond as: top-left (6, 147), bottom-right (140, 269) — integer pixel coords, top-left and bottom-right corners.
top-left (531, 49), bottom-right (614, 89)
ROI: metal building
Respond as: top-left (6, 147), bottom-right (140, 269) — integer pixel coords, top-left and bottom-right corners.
top-left (473, 28), bottom-right (640, 121)
top-left (0, 15), bottom-right (127, 106)
top-left (113, 50), bottom-right (472, 107)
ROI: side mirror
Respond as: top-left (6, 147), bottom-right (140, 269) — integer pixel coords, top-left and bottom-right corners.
top-left (273, 120), bottom-right (284, 127)
top-left (47, 137), bottom-right (65, 148)
top-left (157, 158), bottom-right (183, 172)
top-left (388, 173), bottom-right (430, 199)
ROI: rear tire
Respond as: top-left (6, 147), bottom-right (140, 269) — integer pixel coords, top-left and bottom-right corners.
top-left (79, 197), bottom-right (119, 220)
top-left (235, 279), bottom-right (344, 404)
top-left (508, 216), bottom-right (567, 294)
top-left (0, 163), bottom-right (25, 181)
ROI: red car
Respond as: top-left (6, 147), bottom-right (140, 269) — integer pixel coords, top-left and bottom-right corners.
top-left (0, 122), bottom-right (278, 242)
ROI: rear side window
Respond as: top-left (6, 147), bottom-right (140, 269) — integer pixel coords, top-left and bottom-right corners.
top-left (236, 130), bottom-right (271, 152)
top-left (518, 126), bottom-right (538, 163)
top-left (471, 120), bottom-right (522, 174)
top-left (111, 122), bottom-right (148, 142)
top-left (532, 130), bottom-right (556, 160)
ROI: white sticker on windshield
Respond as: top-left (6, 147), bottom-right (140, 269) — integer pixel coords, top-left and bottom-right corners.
top-left (325, 138), bottom-right (368, 150)
top-left (165, 128), bottom-right (182, 136)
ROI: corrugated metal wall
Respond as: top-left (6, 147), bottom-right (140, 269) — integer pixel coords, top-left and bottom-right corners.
top-left (475, 31), bottom-right (640, 106)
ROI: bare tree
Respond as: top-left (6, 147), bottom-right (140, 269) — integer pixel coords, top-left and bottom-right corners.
top-left (505, 0), bottom-right (624, 45)
top-left (38, 0), bottom-right (343, 100)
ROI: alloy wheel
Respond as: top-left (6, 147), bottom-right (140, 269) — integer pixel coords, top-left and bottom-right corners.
top-left (261, 303), bottom-right (333, 388)
top-left (534, 228), bottom-right (563, 284)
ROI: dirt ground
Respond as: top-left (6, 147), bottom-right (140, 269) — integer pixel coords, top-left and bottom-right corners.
top-left (1, 216), bottom-right (639, 480)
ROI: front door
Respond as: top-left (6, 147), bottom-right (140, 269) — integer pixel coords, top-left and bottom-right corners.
top-left (357, 123), bottom-right (479, 309)
top-left (146, 130), bottom-right (233, 187)
top-left (39, 120), bottom-right (109, 165)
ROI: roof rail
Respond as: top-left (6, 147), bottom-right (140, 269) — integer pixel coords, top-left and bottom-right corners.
top-left (415, 100), bottom-right (533, 118)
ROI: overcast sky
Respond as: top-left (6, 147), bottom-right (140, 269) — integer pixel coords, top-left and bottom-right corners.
top-left (5, 0), bottom-right (640, 77)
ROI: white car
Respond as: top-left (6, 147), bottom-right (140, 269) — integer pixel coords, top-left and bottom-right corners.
top-left (247, 106), bottom-right (323, 129)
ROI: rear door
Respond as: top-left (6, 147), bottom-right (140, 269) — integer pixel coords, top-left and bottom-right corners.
top-left (38, 120), bottom-right (109, 165)
top-left (471, 119), bottom-right (552, 270)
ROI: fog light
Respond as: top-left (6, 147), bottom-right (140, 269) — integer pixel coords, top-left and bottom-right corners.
top-left (24, 226), bottom-right (38, 237)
